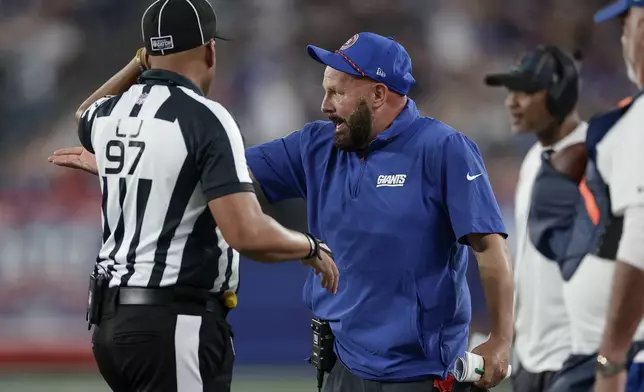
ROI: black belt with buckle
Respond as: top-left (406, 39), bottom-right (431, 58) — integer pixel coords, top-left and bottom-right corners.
top-left (117, 286), bottom-right (228, 316)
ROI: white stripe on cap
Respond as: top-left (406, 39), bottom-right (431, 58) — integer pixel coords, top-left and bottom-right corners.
top-left (184, 0), bottom-right (205, 45)
top-left (141, 0), bottom-right (162, 43)
top-left (157, 0), bottom-right (171, 55)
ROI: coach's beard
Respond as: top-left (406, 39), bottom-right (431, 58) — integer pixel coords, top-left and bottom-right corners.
top-left (330, 99), bottom-right (373, 152)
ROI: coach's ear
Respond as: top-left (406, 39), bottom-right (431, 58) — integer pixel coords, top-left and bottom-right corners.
top-left (372, 83), bottom-right (387, 109)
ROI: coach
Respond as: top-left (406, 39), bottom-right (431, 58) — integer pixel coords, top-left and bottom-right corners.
top-left (245, 32), bottom-right (514, 391)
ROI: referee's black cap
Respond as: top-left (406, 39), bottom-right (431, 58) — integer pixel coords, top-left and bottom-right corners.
top-left (484, 47), bottom-right (559, 93)
top-left (142, 0), bottom-right (230, 57)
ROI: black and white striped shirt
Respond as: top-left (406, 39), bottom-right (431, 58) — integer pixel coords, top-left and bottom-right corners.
top-left (78, 69), bottom-right (253, 293)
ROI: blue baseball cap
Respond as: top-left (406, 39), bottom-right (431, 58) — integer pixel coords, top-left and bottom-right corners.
top-left (307, 32), bottom-right (416, 96)
top-left (594, 0), bottom-right (644, 23)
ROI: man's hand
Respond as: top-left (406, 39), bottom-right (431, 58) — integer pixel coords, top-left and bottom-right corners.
top-left (594, 371), bottom-right (626, 392)
top-left (48, 147), bottom-right (98, 176)
top-left (467, 233), bottom-right (513, 387)
top-left (471, 336), bottom-right (511, 389)
top-left (302, 243), bottom-right (339, 294)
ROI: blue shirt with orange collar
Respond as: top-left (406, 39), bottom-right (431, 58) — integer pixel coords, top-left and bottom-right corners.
top-left (246, 32), bottom-right (507, 382)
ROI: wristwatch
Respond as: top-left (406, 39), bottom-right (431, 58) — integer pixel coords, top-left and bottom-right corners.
top-left (596, 354), bottom-right (626, 377)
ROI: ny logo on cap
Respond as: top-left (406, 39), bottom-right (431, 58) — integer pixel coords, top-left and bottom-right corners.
top-left (150, 35), bottom-right (174, 51)
top-left (340, 34), bottom-right (359, 51)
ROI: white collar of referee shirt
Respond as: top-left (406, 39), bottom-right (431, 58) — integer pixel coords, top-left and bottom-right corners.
top-left (138, 69), bottom-right (204, 96)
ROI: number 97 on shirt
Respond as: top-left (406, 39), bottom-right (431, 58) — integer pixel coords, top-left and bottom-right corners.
top-left (104, 118), bottom-right (146, 176)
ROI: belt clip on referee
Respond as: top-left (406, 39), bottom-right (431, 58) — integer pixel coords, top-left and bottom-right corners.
top-left (245, 32), bottom-right (515, 391)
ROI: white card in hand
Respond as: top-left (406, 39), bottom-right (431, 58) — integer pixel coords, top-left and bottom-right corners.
top-left (453, 351), bottom-right (512, 383)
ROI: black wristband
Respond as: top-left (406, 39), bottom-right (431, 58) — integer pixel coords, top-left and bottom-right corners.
top-left (304, 233), bottom-right (320, 259)
top-left (304, 233), bottom-right (334, 260)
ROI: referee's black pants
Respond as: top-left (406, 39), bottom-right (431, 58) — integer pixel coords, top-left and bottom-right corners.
top-left (92, 287), bottom-right (234, 392)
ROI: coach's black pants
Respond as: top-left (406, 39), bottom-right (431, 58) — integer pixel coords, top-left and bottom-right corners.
top-left (323, 361), bottom-right (435, 392)
top-left (323, 361), bottom-right (488, 392)
top-left (92, 288), bottom-right (234, 392)
top-left (511, 362), bottom-right (557, 392)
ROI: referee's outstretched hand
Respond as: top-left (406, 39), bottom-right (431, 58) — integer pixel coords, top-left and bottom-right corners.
top-left (302, 243), bottom-right (339, 294)
top-left (48, 147), bottom-right (98, 176)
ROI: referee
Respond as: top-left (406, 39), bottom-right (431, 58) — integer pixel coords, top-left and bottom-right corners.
top-left (50, 1), bottom-right (338, 391)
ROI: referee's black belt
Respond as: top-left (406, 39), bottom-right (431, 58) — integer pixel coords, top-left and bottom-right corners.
top-left (117, 286), bottom-right (228, 315)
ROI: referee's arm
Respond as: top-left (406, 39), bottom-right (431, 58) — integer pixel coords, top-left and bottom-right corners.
top-left (74, 52), bottom-right (143, 123)
top-left (51, 51), bottom-right (154, 173)
top-left (192, 103), bottom-right (331, 269)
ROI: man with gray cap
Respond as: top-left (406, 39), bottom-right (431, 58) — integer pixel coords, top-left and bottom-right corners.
top-left (484, 45), bottom-right (586, 392)
top-left (48, 1), bottom-right (339, 391)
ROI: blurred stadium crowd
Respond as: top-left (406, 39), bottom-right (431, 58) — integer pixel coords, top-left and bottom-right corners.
top-left (0, 0), bottom-right (638, 371)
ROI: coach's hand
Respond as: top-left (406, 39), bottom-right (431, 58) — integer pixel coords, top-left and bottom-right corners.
top-left (302, 243), bottom-right (339, 294)
top-left (471, 337), bottom-right (510, 389)
top-left (48, 147), bottom-right (98, 176)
